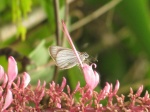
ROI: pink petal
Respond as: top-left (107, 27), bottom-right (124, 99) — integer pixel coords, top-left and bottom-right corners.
top-left (74, 81), bottom-right (80, 93)
top-left (135, 85), bottom-right (143, 97)
top-left (2, 74), bottom-right (8, 88)
top-left (2, 89), bottom-right (13, 111)
top-left (93, 70), bottom-right (100, 89)
top-left (98, 82), bottom-right (110, 101)
top-left (60, 77), bottom-right (66, 91)
top-left (104, 82), bottom-right (110, 94)
top-left (56, 103), bottom-right (61, 108)
top-left (113, 80), bottom-right (120, 95)
top-left (83, 64), bottom-right (94, 87)
top-left (42, 81), bottom-right (46, 89)
top-left (0, 87), bottom-right (3, 97)
top-left (22, 72), bottom-right (31, 89)
top-left (36, 80), bottom-right (41, 89)
top-left (144, 91), bottom-right (149, 101)
top-left (83, 63), bottom-right (99, 90)
top-left (0, 66), bottom-right (4, 80)
top-left (7, 56), bottom-right (18, 88)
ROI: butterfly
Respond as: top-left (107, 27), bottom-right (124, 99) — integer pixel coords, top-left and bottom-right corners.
top-left (49, 46), bottom-right (89, 69)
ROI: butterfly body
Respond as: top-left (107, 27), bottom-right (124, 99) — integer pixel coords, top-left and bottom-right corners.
top-left (49, 46), bottom-right (89, 69)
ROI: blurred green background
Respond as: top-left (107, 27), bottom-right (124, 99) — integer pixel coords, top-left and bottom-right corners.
top-left (0, 0), bottom-right (150, 95)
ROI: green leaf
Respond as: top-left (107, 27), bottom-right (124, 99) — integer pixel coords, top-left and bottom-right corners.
top-left (117, 0), bottom-right (150, 57)
top-left (29, 66), bottom-right (54, 85)
top-left (29, 40), bottom-right (49, 65)
top-left (20, 0), bottom-right (32, 17)
top-left (40, 0), bottom-right (55, 33)
top-left (28, 40), bottom-right (52, 85)
top-left (17, 25), bottom-right (27, 41)
top-left (67, 66), bottom-right (86, 89)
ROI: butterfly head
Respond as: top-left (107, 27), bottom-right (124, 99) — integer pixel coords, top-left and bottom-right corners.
top-left (81, 52), bottom-right (89, 59)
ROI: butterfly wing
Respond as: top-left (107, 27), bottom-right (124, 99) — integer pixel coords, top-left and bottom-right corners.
top-left (49, 46), bottom-right (89, 69)
top-left (49, 46), bottom-right (70, 60)
top-left (56, 49), bottom-right (79, 69)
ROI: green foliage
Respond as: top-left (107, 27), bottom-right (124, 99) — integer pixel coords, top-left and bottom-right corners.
top-left (12, 0), bottom-right (32, 41)
top-left (68, 66), bottom-right (86, 88)
top-left (40, 0), bottom-right (55, 33)
top-left (117, 0), bottom-right (150, 57)
top-left (28, 40), bottom-right (51, 85)
top-left (0, 0), bottom-right (150, 97)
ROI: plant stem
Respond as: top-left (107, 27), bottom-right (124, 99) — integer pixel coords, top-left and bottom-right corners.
top-left (53, 0), bottom-right (61, 45)
top-left (61, 0), bottom-right (69, 46)
top-left (53, 0), bottom-right (60, 82)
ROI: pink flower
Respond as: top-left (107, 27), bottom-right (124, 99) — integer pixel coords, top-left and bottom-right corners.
top-left (2, 74), bottom-right (8, 88)
top-left (7, 56), bottom-right (18, 89)
top-left (135, 85), bottom-right (143, 97)
top-left (20, 72), bottom-right (31, 89)
top-left (113, 80), bottom-right (120, 95)
top-left (60, 77), bottom-right (66, 91)
top-left (98, 82), bottom-right (110, 100)
top-left (0, 66), bottom-right (4, 80)
top-left (82, 63), bottom-right (99, 90)
top-left (1, 89), bottom-right (13, 111)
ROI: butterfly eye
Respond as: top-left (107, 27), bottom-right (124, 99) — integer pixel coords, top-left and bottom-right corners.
top-left (83, 52), bottom-right (89, 58)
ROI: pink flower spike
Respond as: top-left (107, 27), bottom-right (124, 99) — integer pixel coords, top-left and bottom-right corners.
top-left (82, 63), bottom-right (99, 90)
top-left (144, 91), bottom-right (149, 100)
top-left (1, 89), bottom-right (13, 111)
top-left (74, 81), bottom-right (80, 93)
top-left (0, 66), bottom-right (4, 80)
top-left (37, 80), bottom-right (41, 89)
top-left (7, 56), bottom-right (18, 88)
top-left (42, 81), bottom-right (46, 88)
top-left (62, 21), bottom-right (83, 67)
top-left (97, 82), bottom-right (110, 101)
top-left (21, 72), bottom-right (31, 89)
top-left (104, 82), bottom-right (110, 94)
top-left (135, 85), bottom-right (143, 97)
top-left (113, 80), bottom-right (120, 95)
top-left (60, 77), bottom-right (66, 91)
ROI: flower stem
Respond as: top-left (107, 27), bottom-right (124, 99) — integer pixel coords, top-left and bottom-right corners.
top-left (62, 21), bottom-right (83, 67)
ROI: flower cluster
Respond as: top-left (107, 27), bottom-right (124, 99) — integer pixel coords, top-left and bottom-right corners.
top-left (0, 56), bottom-right (150, 111)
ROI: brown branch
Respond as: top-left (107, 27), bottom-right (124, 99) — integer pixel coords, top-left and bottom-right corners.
top-left (70, 0), bottom-right (121, 32)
